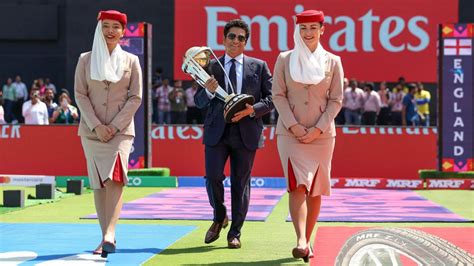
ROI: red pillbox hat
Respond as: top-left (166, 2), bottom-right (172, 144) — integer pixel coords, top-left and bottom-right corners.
top-left (296, 10), bottom-right (324, 24)
top-left (97, 10), bottom-right (127, 26)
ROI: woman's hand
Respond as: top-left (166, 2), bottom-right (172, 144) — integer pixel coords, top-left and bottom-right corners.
top-left (95, 125), bottom-right (114, 142)
top-left (289, 124), bottom-right (308, 138)
top-left (297, 127), bottom-right (322, 144)
top-left (51, 110), bottom-right (59, 123)
top-left (71, 110), bottom-right (79, 119)
top-left (107, 125), bottom-right (119, 136)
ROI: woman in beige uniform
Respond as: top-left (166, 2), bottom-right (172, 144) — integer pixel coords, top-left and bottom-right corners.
top-left (272, 9), bottom-right (343, 262)
top-left (74, 10), bottom-right (142, 257)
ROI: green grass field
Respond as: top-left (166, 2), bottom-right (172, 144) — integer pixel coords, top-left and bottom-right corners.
top-left (0, 187), bottom-right (473, 265)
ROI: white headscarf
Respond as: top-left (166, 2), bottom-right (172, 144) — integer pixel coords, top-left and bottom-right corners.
top-left (90, 21), bottom-right (125, 83)
top-left (289, 26), bottom-right (327, 85)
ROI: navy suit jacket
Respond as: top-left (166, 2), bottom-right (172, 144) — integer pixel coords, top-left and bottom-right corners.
top-left (194, 55), bottom-right (273, 150)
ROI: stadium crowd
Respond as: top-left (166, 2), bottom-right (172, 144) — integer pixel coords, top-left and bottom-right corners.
top-left (0, 72), bottom-right (431, 127)
top-left (0, 76), bottom-right (78, 125)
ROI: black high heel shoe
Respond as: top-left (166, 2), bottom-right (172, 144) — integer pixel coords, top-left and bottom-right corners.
top-left (93, 239), bottom-right (116, 255)
top-left (101, 241), bottom-right (116, 258)
top-left (292, 247), bottom-right (310, 263)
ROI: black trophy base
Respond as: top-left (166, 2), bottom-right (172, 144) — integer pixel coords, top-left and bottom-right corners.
top-left (223, 94), bottom-right (255, 123)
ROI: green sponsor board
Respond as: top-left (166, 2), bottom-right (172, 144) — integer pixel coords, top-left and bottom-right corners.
top-left (128, 167), bottom-right (171, 177)
top-left (55, 176), bottom-right (176, 188)
top-left (55, 176), bottom-right (90, 187)
top-left (127, 176), bottom-right (177, 187)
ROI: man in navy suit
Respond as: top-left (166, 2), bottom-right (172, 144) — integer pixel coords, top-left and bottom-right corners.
top-left (194, 19), bottom-right (273, 249)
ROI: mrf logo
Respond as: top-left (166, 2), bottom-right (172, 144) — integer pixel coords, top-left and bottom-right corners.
top-left (345, 179), bottom-right (381, 188)
top-left (427, 179), bottom-right (467, 189)
top-left (386, 179), bottom-right (423, 189)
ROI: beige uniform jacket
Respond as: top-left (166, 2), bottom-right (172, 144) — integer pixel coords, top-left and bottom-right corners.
top-left (272, 50), bottom-right (343, 138)
top-left (74, 51), bottom-right (142, 138)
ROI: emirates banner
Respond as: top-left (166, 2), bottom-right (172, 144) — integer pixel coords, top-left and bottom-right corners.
top-left (439, 23), bottom-right (474, 172)
top-left (0, 125), bottom-right (437, 179)
top-left (174, 0), bottom-right (457, 82)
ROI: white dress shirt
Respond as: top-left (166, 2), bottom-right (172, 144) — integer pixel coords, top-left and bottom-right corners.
top-left (363, 90), bottom-right (382, 113)
top-left (206, 53), bottom-right (244, 99)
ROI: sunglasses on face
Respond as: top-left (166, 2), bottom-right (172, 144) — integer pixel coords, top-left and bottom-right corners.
top-left (227, 33), bottom-right (246, 42)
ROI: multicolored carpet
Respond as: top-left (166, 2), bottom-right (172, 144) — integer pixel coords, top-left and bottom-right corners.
top-left (289, 189), bottom-right (470, 222)
top-left (0, 223), bottom-right (195, 265)
top-left (83, 187), bottom-right (286, 221)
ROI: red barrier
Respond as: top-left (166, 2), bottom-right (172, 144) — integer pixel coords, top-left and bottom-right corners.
top-left (0, 125), bottom-right (436, 179)
top-left (426, 179), bottom-right (473, 190)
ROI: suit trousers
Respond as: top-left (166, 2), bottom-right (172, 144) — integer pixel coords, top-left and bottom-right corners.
top-left (204, 123), bottom-right (256, 240)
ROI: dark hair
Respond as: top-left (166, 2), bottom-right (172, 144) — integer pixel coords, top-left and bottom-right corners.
top-left (365, 82), bottom-right (375, 91)
top-left (224, 19), bottom-right (250, 42)
top-left (349, 78), bottom-right (358, 87)
top-left (406, 83), bottom-right (417, 91)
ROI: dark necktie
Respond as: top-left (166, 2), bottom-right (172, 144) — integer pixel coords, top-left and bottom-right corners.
top-left (229, 58), bottom-right (237, 93)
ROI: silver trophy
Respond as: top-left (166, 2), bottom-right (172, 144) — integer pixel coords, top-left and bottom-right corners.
top-left (182, 46), bottom-right (255, 123)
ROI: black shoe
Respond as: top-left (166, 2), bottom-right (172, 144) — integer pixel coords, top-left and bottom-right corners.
top-left (101, 241), bottom-right (116, 258)
top-left (204, 216), bottom-right (229, 244)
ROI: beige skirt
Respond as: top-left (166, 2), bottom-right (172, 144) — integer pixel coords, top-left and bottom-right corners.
top-left (277, 135), bottom-right (335, 197)
top-left (80, 135), bottom-right (133, 189)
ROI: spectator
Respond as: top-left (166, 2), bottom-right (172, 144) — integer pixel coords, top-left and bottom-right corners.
top-left (152, 67), bottom-right (163, 88)
top-left (37, 78), bottom-right (47, 97)
top-left (402, 83), bottom-right (419, 126)
top-left (361, 82), bottom-right (381, 125)
top-left (415, 82), bottom-right (431, 126)
top-left (152, 67), bottom-right (163, 124)
top-left (335, 77), bottom-right (349, 125)
top-left (397, 76), bottom-right (409, 94)
top-left (45, 78), bottom-right (57, 94)
top-left (0, 98), bottom-right (5, 124)
top-left (51, 93), bottom-right (79, 124)
top-left (155, 78), bottom-right (172, 124)
top-left (12, 75), bottom-right (28, 123)
top-left (22, 89), bottom-right (49, 125)
top-left (389, 84), bottom-right (405, 126)
top-left (2, 78), bottom-right (16, 123)
top-left (377, 81), bottom-right (391, 125)
top-left (343, 79), bottom-right (364, 125)
top-left (168, 80), bottom-right (187, 124)
top-left (185, 81), bottom-right (202, 124)
top-left (43, 88), bottom-right (58, 122)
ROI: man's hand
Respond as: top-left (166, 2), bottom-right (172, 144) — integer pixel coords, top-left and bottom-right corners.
top-left (203, 76), bottom-right (218, 93)
top-left (289, 124), bottom-right (307, 138)
top-left (95, 125), bottom-right (114, 142)
top-left (297, 127), bottom-right (322, 144)
top-left (232, 104), bottom-right (254, 123)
